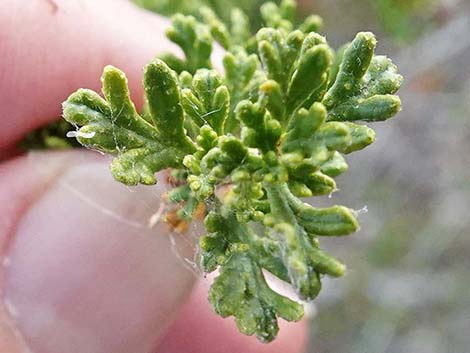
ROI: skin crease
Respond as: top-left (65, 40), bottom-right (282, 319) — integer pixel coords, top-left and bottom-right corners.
top-left (0, 1), bottom-right (308, 353)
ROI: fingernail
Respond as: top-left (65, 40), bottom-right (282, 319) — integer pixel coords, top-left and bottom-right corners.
top-left (3, 151), bottom-right (197, 353)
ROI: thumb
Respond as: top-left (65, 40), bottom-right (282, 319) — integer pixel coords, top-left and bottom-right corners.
top-left (0, 150), bottom-right (197, 353)
top-left (0, 1), bottom-right (196, 351)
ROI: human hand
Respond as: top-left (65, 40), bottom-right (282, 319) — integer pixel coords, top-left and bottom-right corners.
top-left (0, 1), bottom-right (308, 352)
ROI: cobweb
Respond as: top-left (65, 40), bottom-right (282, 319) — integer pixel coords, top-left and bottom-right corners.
top-left (31, 150), bottom-right (203, 279)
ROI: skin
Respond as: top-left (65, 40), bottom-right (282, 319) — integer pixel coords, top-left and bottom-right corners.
top-left (0, 1), bottom-right (308, 353)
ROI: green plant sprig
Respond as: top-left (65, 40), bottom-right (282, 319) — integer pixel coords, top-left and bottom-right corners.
top-left (62, 0), bottom-right (402, 343)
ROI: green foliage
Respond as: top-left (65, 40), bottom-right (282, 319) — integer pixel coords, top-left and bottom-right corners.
top-left (20, 120), bottom-right (80, 150)
top-left (134, 0), bottom-right (266, 30)
top-left (62, 0), bottom-right (402, 343)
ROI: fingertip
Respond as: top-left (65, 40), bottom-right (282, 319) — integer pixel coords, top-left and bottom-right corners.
top-left (1, 150), bottom-right (197, 353)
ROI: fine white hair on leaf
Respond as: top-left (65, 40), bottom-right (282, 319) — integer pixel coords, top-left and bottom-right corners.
top-left (328, 187), bottom-right (340, 199)
top-left (352, 205), bottom-right (369, 217)
top-left (66, 130), bottom-right (96, 139)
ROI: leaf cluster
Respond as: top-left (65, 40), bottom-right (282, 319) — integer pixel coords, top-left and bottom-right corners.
top-left (62, 0), bottom-right (402, 343)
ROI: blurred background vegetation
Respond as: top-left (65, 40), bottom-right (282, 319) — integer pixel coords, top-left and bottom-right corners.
top-left (131, 1), bottom-right (470, 352)
top-left (296, 2), bottom-right (470, 353)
